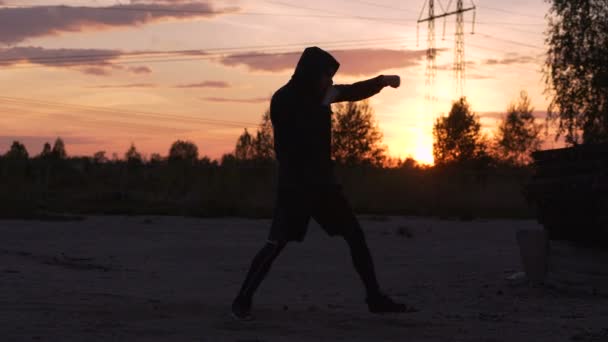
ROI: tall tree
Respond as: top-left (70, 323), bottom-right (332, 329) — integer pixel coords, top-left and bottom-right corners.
top-left (252, 110), bottom-right (275, 160)
top-left (493, 91), bottom-right (543, 165)
top-left (331, 100), bottom-right (386, 166)
top-left (125, 143), bottom-right (143, 164)
top-left (93, 151), bottom-right (108, 164)
top-left (39, 142), bottom-right (52, 159)
top-left (5, 141), bottom-right (29, 160)
top-left (150, 153), bottom-right (163, 165)
top-left (545, 0), bottom-right (608, 144)
top-left (168, 140), bottom-right (199, 164)
top-left (52, 137), bottom-right (67, 159)
top-left (234, 129), bottom-right (255, 160)
top-left (433, 97), bottom-right (486, 165)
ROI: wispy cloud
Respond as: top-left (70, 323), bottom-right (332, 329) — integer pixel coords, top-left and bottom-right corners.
top-left (129, 66), bottom-right (152, 74)
top-left (0, 46), bottom-right (121, 66)
top-left (483, 55), bottom-right (539, 66)
top-left (436, 60), bottom-right (476, 71)
top-left (218, 48), bottom-right (431, 76)
top-left (175, 80), bottom-right (231, 88)
top-left (0, 2), bottom-right (239, 44)
top-left (202, 96), bottom-right (268, 104)
top-left (88, 83), bottom-right (157, 88)
top-left (81, 66), bottom-right (113, 76)
top-left (0, 46), bottom-right (152, 76)
top-left (468, 73), bottom-right (494, 80)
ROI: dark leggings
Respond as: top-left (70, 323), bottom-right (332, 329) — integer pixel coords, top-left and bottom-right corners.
top-left (236, 228), bottom-right (381, 300)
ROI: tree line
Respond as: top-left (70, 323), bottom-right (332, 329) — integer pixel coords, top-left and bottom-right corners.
top-left (7, 0), bottom-right (608, 167)
top-left (1, 90), bottom-right (543, 170)
top-left (0, 90), bottom-right (543, 170)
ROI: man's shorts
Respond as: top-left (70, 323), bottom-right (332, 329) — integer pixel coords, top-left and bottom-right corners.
top-left (268, 185), bottom-right (361, 243)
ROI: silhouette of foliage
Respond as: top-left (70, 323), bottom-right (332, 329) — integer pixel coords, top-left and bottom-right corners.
top-left (232, 111), bottom-right (275, 163)
top-left (150, 153), bottom-right (163, 164)
top-left (52, 138), bottom-right (67, 159)
top-left (545, 0), bottom-right (608, 144)
top-left (331, 100), bottom-right (386, 166)
top-left (252, 110), bottom-right (275, 160)
top-left (0, 135), bottom-right (535, 219)
top-left (5, 141), bottom-right (29, 160)
top-left (433, 97), bottom-right (486, 165)
top-left (93, 151), bottom-right (108, 164)
top-left (39, 142), bottom-right (52, 159)
top-left (493, 91), bottom-right (543, 166)
top-left (221, 153), bottom-right (238, 166)
top-left (234, 129), bottom-right (255, 160)
top-left (125, 143), bottom-right (143, 165)
top-left (169, 140), bottom-right (199, 164)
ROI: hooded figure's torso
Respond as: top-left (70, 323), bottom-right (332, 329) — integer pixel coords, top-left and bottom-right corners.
top-left (270, 47), bottom-right (340, 187)
top-left (270, 47), bottom-right (386, 187)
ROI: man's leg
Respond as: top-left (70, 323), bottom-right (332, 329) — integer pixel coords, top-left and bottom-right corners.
top-left (343, 226), bottom-right (382, 298)
top-left (343, 225), bottom-right (416, 313)
top-left (232, 239), bottom-right (287, 319)
top-left (315, 187), bottom-right (415, 313)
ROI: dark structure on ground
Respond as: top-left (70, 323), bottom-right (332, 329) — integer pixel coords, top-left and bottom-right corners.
top-left (527, 143), bottom-right (608, 246)
top-left (525, 143), bottom-right (608, 295)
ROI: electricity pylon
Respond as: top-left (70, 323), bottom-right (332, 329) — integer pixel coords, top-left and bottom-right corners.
top-left (418, 0), bottom-right (476, 101)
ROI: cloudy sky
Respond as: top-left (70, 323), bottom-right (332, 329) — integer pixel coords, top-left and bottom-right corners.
top-left (0, 0), bottom-right (554, 164)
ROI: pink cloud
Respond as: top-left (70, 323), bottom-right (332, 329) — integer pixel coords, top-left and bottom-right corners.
top-left (175, 81), bottom-right (231, 88)
top-left (88, 83), bottom-right (157, 88)
top-left (0, 2), bottom-right (239, 44)
top-left (0, 46), bottom-right (154, 76)
top-left (483, 55), bottom-right (539, 66)
top-left (128, 66), bottom-right (152, 74)
top-left (81, 66), bottom-right (113, 76)
top-left (218, 48), bottom-right (430, 76)
top-left (203, 96), bottom-right (268, 104)
top-left (0, 46), bottom-right (120, 67)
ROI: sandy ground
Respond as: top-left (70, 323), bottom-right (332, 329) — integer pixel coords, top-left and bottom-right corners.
top-left (1, 216), bottom-right (606, 342)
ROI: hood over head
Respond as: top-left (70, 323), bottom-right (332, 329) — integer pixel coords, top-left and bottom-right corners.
top-left (290, 47), bottom-right (340, 95)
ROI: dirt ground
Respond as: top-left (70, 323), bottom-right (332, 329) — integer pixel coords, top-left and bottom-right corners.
top-left (1, 216), bottom-right (606, 342)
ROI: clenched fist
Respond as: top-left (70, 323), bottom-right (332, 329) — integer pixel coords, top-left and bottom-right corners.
top-left (382, 75), bottom-right (401, 88)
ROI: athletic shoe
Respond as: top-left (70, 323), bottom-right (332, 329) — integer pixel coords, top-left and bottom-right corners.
top-left (366, 293), bottom-right (417, 314)
top-left (231, 296), bottom-right (253, 321)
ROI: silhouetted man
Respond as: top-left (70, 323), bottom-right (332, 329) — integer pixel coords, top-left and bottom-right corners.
top-left (232, 46), bottom-right (413, 320)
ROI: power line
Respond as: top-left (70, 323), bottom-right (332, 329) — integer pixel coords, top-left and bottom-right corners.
top-left (346, 0), bottom-right (420, 14)
top-left (1, 3), bottom-right (545, 27)
top-left (475, 22), bottom-right (545, 36)
top-left (1, 3), bottom-right (417, 23)
top-left (331, 0), bottom-right (546, 21)
top-left (0, 96), bottom-right (261, 128)
top-left (0, 39), bottom-right (418, 70)
top-left (265, 0), bottom-right (417, 27)
top-left (0, 36), bottom-right (415, 65)
top-left (476, 5), bottom-right (545, 19)
top-left (0, 35), bottom-right (546, 76)
top-left (0, 105), bottom-right (193, 135)
top-left (474, 20), bottom-right (544, 27)
top-left (475, 33), bottom-right (545, 50)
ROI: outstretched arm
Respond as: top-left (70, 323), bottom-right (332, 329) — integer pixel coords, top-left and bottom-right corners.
top-left (330, 75), bottom-right (400, 103)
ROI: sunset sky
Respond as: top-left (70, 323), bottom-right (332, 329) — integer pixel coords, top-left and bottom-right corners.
top-left (0, 0), bottom-right (555, 164)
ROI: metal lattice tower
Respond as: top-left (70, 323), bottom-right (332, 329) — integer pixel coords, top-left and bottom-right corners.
top-left (418, 0), bottom-right (476, 101)
top-left (418, 0), bottom-right (436, 112)
top-left (425, 0), bottom-right (436, 104)
top-left (454, 0), bottom-right (465, 97)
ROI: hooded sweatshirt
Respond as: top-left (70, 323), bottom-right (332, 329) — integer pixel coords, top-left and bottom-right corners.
top-left (270, 46), bottom-right (386, 187)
